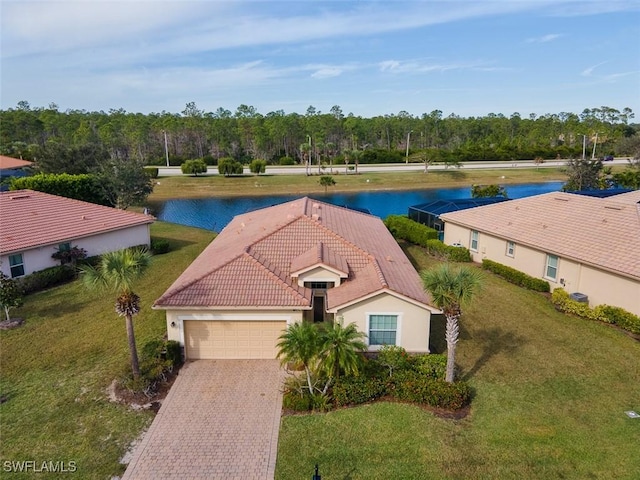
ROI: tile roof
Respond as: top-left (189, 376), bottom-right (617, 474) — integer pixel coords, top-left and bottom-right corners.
top-left (0, 189), bottom-right (154, 255)
top-left (0, 156), bottom-right (33, 170)
top-left (440, 191), bottom-right (640, 280)
top-left (154, 197), bottom-right (434, 311)
top-left (290, 242), bottom-right (349, 277)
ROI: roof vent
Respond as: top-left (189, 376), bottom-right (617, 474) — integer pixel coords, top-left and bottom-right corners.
top-left (554, 197), bottom-right (569, 202)
top-left (312, 213), bottom-right (320, 221)
top-left (81, 215), bottom-right (87, 220)
top-left (9, 194), bottom-right (30, 200)
top-left (604, 205), bottom-right (622, 211)
top-left (312, 203), bottom-right (321, 209)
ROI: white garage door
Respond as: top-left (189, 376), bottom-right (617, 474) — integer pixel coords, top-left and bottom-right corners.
top-left (184, 320), bottom-right (286, 360)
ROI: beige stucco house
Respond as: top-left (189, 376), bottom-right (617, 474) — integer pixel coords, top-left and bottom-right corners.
top-left (0, 189), bottom-right (153, 278)
top-left (440, 190), bottom-right (640, 316)
top-left (154, 197), bottom-right (439, 360)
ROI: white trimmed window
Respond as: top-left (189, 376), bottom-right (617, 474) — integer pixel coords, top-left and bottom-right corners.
top-left (368, 314), bottom-right (397, 346)
top-left (9, 253), bottom-right (25, 278)
top-left (506, 241), bottom-right (515, 257)
top-left (470, 230), bottom-right (479, 252)
top-left (545, 254), bottom-right (558, 281)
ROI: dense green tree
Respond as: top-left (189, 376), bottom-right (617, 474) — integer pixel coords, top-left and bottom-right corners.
top-left (81, 249), bottom-right (151, 379)
top-left (0, 272), bottom-right (23, 322)
top-left (562, 159), bottom-right (605, 191)
top-left (471, 184), bottom-right (508, 198)
top-left (249, 159), bottom-right (267, 175)
top-left (181, 159), bottom-right (208, 176)
top-left (421, 265), bottom-right (483, 383)
top-left (97, 158), bottom-right (154, 209)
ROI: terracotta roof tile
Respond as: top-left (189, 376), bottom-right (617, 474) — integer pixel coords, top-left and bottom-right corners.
top-left (0, 189), bottom-right (154, 255)
top-left (441, 191), bottom-right (640, 279)
top-left (0, 156), bottom-right (33, 170)
top-left (155, 197), bottom-right (433, 310)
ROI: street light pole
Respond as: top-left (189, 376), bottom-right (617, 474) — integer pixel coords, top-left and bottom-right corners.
top-left (581, 134), bottom-right (586, 160)
top-left (405, 130), bottom-right (413, 164)
top-left (163, 130), bottom-right (170, 167)
top-left (591, 132), bottom-right (599, 160)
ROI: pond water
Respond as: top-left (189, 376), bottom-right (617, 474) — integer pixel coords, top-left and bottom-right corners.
top-left (152, 181), bottom-right (564, 232)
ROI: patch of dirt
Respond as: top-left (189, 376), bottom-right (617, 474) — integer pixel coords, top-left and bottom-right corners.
top-left (106, 368), bottom-right (180, 412)
top-left (0, 317), bottom-right (24, 330)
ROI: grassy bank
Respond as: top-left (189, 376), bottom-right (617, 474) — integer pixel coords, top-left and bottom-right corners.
top-left (275, 245), bottom-right (640, 480)
top-left (0, 222), bottom-right (215, 479)
top-left (150, 167), bottom-right (568, 201)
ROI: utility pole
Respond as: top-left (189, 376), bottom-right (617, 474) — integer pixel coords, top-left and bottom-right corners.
top-left (591, 132), bottom-right (599, 160)
top-left (405, 130), bottom-right (413, 164)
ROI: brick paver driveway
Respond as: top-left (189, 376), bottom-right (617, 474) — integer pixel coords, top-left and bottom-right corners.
top-left (121, 360), bottom-right (285, 480)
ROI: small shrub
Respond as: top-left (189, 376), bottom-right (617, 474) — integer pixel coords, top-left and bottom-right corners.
top-left (332, 375), bottom-right (387, 407)
top-left (410, 354), bottom-right (447, 380)
top-left (150, 238), bottom-right (170, 255)
top-left (377, 345), bottom-right (411, 377)
top-left (144, 167), bottom-right (159, 178)
top-left (282, 391), bottom-right (313, 412)
top-left (18, 265), bottom-right (76, 294)
top-left (279, 156), bottom-right (296, 166)
top-left (389, 370), bottom-right (471, 410)
top-left (164, 340), bottom-right (183, 366)
top-left (218, 157), bottom-right (244, 176)
top-left (482, 259), bottom-right (550, 292)
top-left (311, 393), bottom-right (333, 412)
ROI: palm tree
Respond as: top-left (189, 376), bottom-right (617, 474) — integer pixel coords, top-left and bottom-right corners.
top-left (420, 264), bottom-right (482, 383)
top-left (319, 175), bottom-right (336, 193)
top-left (318, 320), bottom-right (367, 394)
top-left (81, 248), bottom-right (151, 379)
top-left (276, 322), bottom-right (320, 393)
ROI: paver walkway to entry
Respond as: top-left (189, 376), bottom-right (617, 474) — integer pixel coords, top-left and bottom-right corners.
top-left (121, 360), bottom-right (285, 480)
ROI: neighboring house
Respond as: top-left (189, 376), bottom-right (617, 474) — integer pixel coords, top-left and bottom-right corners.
top-left (441, 190), bottom-right (640, 316)
top-left (0, 155), bottom-right (33, 191)
top-left (154, 197), bottom-right (438, 360)
top-left (0, 189), bottom-right (154, 278)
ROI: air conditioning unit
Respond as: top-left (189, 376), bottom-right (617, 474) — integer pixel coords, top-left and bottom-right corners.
top-left (569, 292), bottom-right (589, 303)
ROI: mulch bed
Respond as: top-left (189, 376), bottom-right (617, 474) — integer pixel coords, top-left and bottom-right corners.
top-left (0, 318), bottom-right (24, 330)
top-left (108, 367), bottom-right (182, 413)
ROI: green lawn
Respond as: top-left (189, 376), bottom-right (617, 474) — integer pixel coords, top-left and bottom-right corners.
top-left (0, 222), bottom-right (215, 479)
top-left (276, 245), bottom-right (640, 480)
top-left (150, 167), bottom-right (568, 200)
top-left (2, 221), bottom-right (639, 479)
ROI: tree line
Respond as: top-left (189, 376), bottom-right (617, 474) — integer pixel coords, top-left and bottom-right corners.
top-left (1, 101), bottom-right (638, 171)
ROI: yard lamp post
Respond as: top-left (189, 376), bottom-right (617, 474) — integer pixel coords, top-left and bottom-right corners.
top-left (312, 464), bottom-right (321, 480)
top-left (405, 130), bottom-right (413, 163)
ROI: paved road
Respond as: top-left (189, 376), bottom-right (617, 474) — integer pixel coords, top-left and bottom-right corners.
top-left (158, 158), bottom-right (630, 177)
top-left (121, 360), bottom-right (285, 480)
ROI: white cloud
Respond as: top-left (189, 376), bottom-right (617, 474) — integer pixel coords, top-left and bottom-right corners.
top-left (377, 59), bottom-right (501, 74)
top-left (526, 33), bottom-right (563, 43)
top-left (581, 61), bottom-right (608, 76)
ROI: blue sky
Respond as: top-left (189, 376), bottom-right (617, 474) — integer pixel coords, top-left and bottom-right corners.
top-left (2, 0), bottom-right (639, 118)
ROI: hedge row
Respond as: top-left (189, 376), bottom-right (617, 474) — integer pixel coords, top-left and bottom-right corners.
top-left (384, 215), bottom-right (472, 262)
top-left (551, 289), bottom-right (640, 335)
top-left (18, 265), bottom-right (76, 295)
top-left (482, 259), bottom-right (550, 292)
top-left (384, 215), bottom-right (438, 244)
top-left (425, 240), bottom-right (472, 262)
top-left (388, 371), bottom-right (472, 410)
